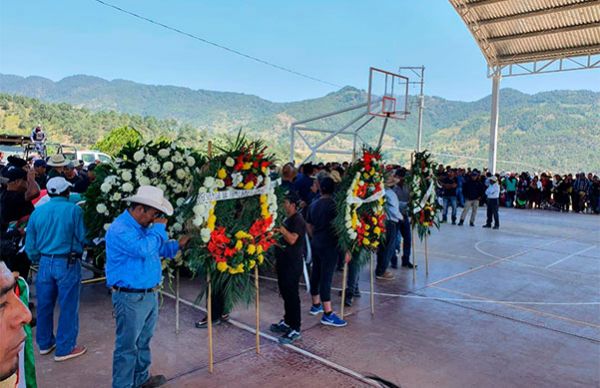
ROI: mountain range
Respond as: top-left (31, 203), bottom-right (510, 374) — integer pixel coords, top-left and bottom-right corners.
top-left (1, 73), bottom-right (599, 173)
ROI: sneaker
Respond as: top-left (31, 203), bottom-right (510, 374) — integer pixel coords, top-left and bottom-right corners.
top-left (269, 319), bottom-right (290, 334)
top-left (469, 222), bottom-right (475, 227)
top-left (309, 304), bottom-right (324, 315)
top-left (141, 374), bottom-right (167, 388)
top-left (54, 345), bottom-right (87, 362)
top-left (376, 271), bottom-right (395, 280)
top-left (344, 298), bottom-right (353, 307)
top-left (195, 317), bottom-right (221, 329)
top-left (279, 330), bottom-right (301, 345)
top-left (458, 220), bottom-right (464, 226)
top-left (321, 312), bottom-right (347, 327)
top-left (39, 343), bottom-right (56, 355)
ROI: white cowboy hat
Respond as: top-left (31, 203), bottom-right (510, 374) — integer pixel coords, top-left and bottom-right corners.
top-left (47, 154), bottom-right (69, 167)
top-left (122, 185), bottom-right (174, 216)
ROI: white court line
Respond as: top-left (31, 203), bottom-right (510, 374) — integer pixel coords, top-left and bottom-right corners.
top-left (160, 291), bottom-right (380, 387)
top-left (545, 245), bottom-right (598, 269)
top-left (257, 275), bottom-right (599, 306)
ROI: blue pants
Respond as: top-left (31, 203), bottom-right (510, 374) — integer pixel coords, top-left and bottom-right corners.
top-left (443, 196), bottom-right (458, 221)
top-left (392, 216), bottom-right (412, 265)
top-left (112, 291), bottom-right (159, 388)
top-left (36, 257), bottom-right (81, 357)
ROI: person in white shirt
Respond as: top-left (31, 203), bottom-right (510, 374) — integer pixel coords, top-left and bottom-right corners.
top-left (483, 175), bottom-right (500, 229)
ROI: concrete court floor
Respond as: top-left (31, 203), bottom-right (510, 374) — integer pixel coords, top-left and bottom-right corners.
top-left (32, 208), bottom-right (600, 388)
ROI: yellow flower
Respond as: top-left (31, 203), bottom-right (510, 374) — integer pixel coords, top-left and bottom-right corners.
top-left (243, 162), bottom-right (252, 170)
top-left (207, 215), bottom-right (217, 231)
top-left (369, 168), bottom-right (375, 176)
top-left (228, 267), bottom-right (237, 275)
top-left (374, 226), bottom-right (381, 235)
top-left (363, 172), bottom-right (369, 179)
top-left (217, 168), bottom-right (227, 179)
top-left (257, 254), bottom-right (264, 264)
top-left (217, 262), bottom-right (228, 272)
top-left (244, 181), bottom-right (255, 190)
top-left (247, 244), bottom-right (256, 255)
top-left (235, 231), bottom-right (251, 240)
top-left (237, 183), bottom-right (244, 188)
top-left (261, 166), bottom-right (267, 174)
top-left (372, 217), bottom-right (378, 224)
top-left (235, 240), bottom-right (243, 251)
top-left (259, 195), bottom-right (267, 204)
top-left (363, 238), bottom-right (371, 246)
top-left (236, 263), bottom-right (244, 272)
top-left (249, 260), bottom-right (256, 269)
top-left (256, 245), bottom-right (263, 254)
top-left (372, 241), bottom-right (379, 248)
top-left (365, 224), bottom-right (370, 231)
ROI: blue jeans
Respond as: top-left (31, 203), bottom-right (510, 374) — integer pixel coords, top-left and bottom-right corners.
top-left (36, 257), bottom-right (81, 357)
top-left (112, 291), bottom-right (159, 388)
top-left (443, 196), bottom-right (458, 221)
top-left (376, 221), bottom-right (398, 276)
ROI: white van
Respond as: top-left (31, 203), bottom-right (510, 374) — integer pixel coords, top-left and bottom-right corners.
top-left (62, 148), bottom-right (113, 165)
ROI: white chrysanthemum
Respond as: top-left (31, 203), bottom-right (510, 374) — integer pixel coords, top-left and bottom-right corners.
top-left (100, 183), bottom-right (111, 193)
top-left (192, 217), bottom-right (203, 227)
top-left (111, 192), bottom-right (122, 201)
top-left (176, 197), bottom-right (185, 207)
top-left (171, 142), bottom-right (177, 150)
top-left (121, 170), bottom-right (132, 182)
top-left (158, 149), bottom-right (170, 158)
top-left (158, 184), bottom-right (167, 192)
top-left (215, 179), bottom-right (225, 189)
top-left (171, 222), bottom-right (183, 232)
top-left (200, 228), bottom-right (211, 243)
top-left (162, 161), bottom-right (174, 172)
top-left (193, 204), bottom-right (206, 215)
top-left (122, 182), bottom-right (134, 192)
top-left (96, 203), bottom-right (107, 214)
top-left (225, 157), bottom-right (235, 167)
top-left (203, 177), bottom-right (215, 188)
top-left (176, 169), bottom-right (186, 180)
top-left (186, 156), bottom-right (195, 167)
top-left (199, 187), bottom-right (208, 194)
top-left (149, 163), bottom-right (160, 173)
top-left (138, 176), bottom-right (151, 186)
top-left (103, 223), bottom-right (111, 231)
top-left (133, 150), bottom-right (145, 162)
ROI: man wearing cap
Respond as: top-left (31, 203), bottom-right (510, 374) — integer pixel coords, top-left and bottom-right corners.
top-left (483, 176), bottom-right (500, 229)
top-left (25, 176), bottom-right (88, 361)
top-left (106, 185), bottom-right (190, 388)
top-left (0, 162), bottom-right (39, 277)
top-left (376, 173), bottom-right (402, 280)
top-left (33, 159), bottom-right (48, 190)
top-left (270, 191), bottom-right (306, 344)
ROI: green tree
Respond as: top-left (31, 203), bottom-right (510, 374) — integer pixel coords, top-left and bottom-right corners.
top-left (94, 126), bottom-right (143, 156)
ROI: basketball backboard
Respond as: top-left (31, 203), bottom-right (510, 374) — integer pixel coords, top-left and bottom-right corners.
top-left (367, 67), bottom-right (409, 120)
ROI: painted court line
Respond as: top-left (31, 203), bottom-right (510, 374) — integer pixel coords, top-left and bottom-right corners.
top-left (545, 245), bottom-right (598, 269)
top-left (160, 291), bottom-right (380, 387)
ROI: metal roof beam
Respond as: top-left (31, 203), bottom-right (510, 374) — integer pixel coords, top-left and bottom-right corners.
top-left (465, 0), bottom-right (510, 9)
top-left (472, 0), bottom-right (600, 26)
top-left (496, 44), bottom-right (600, 64)
top-left (487, 21), bottom-right (600, 43)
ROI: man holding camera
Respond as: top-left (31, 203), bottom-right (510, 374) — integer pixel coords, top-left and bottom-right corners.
top-left (25, 177), bottom-right (87, 361)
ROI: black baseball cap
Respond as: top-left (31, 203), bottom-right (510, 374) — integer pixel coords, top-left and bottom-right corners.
top-left (1, 165), bottom-right (27, 182)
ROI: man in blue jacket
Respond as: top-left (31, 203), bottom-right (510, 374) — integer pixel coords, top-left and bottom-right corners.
top-left (106, 185), bottom-right (189, 388)
top-left (25, 177), bottom-right (87, 362)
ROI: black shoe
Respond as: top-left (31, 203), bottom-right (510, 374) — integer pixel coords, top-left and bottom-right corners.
top-left (195, 317), bottom-right (221, 329)
top-left (482, 224), bottom-right (491, 228)
top-left (391, 264), bottom-right (398, 269)
top-left (458, 220), bottom-right (464, 226)
top-left (469, 222), bottom-right (474, 227)
top-left (344, 298), bottom-right (353, 307)
top-left (441, 218), bottom-right (447, 223)
top-left (353, 289), bottom-right (361, 298)
top-left (279, 330), bottom-right (301, 345)
top-left (452, 219), bottom-right (456, 225)
top-left (402, 262), bottom-right (417, 269)
top-left (141, 375), bottom-right (167, 388)
top-left (493, 225), bottom-right (499, 230)
top-left (270, 319), bottom-right (290, 334)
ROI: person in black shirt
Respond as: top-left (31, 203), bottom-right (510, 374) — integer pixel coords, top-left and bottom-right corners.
top-left (33, 159), bottom-right (48, 190)
top-left (0, 164), bottom-right (40, 277)
top-left (306, 177), bottom-right (347, 327)
top-left (270, 192), bottom-right (306, 344)
top-left (441, 169), bottom-right (458, 224)
top-left (458, 172), bottom-right (484, 226)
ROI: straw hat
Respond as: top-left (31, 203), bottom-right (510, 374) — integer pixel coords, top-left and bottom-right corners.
top-left (47, 154), bottom-right (69, 167)
top-left (122, 185), bottom-right (174, 216)
top-left (329, 170), bottom-right (342, 183)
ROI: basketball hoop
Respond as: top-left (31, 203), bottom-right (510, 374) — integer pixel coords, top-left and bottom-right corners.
top-left (382, 96), bottom-right (397, 116)
top-left (367, 67), bottom-right (409, 120)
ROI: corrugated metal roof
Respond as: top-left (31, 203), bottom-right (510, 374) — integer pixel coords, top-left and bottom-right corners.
top-left (449, 0), bottom-right (600, 66)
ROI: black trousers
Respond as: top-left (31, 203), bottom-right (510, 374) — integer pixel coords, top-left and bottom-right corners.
top-left (376, 220), bottom-right (398, 276)
top-left (276, 257), bottom-right (303, 332)
top-left (486, 198), bottom-right (499, 227)
top-left (309, 244), bottom-right (337, 302)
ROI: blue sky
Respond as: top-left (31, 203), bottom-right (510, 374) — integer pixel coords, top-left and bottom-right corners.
top-left (1, 0), bottom-right (598, 102)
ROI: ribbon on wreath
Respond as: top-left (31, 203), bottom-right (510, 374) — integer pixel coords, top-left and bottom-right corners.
top-left (346, 188), bottom-right (385, 206)
top-left (413, 180), bottom-right (435, 214)
top-left (196, 178), bottom-right (281, 204)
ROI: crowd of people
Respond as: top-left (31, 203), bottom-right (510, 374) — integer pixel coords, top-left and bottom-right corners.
top-left (1, 150), bottom-right (598, 387)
